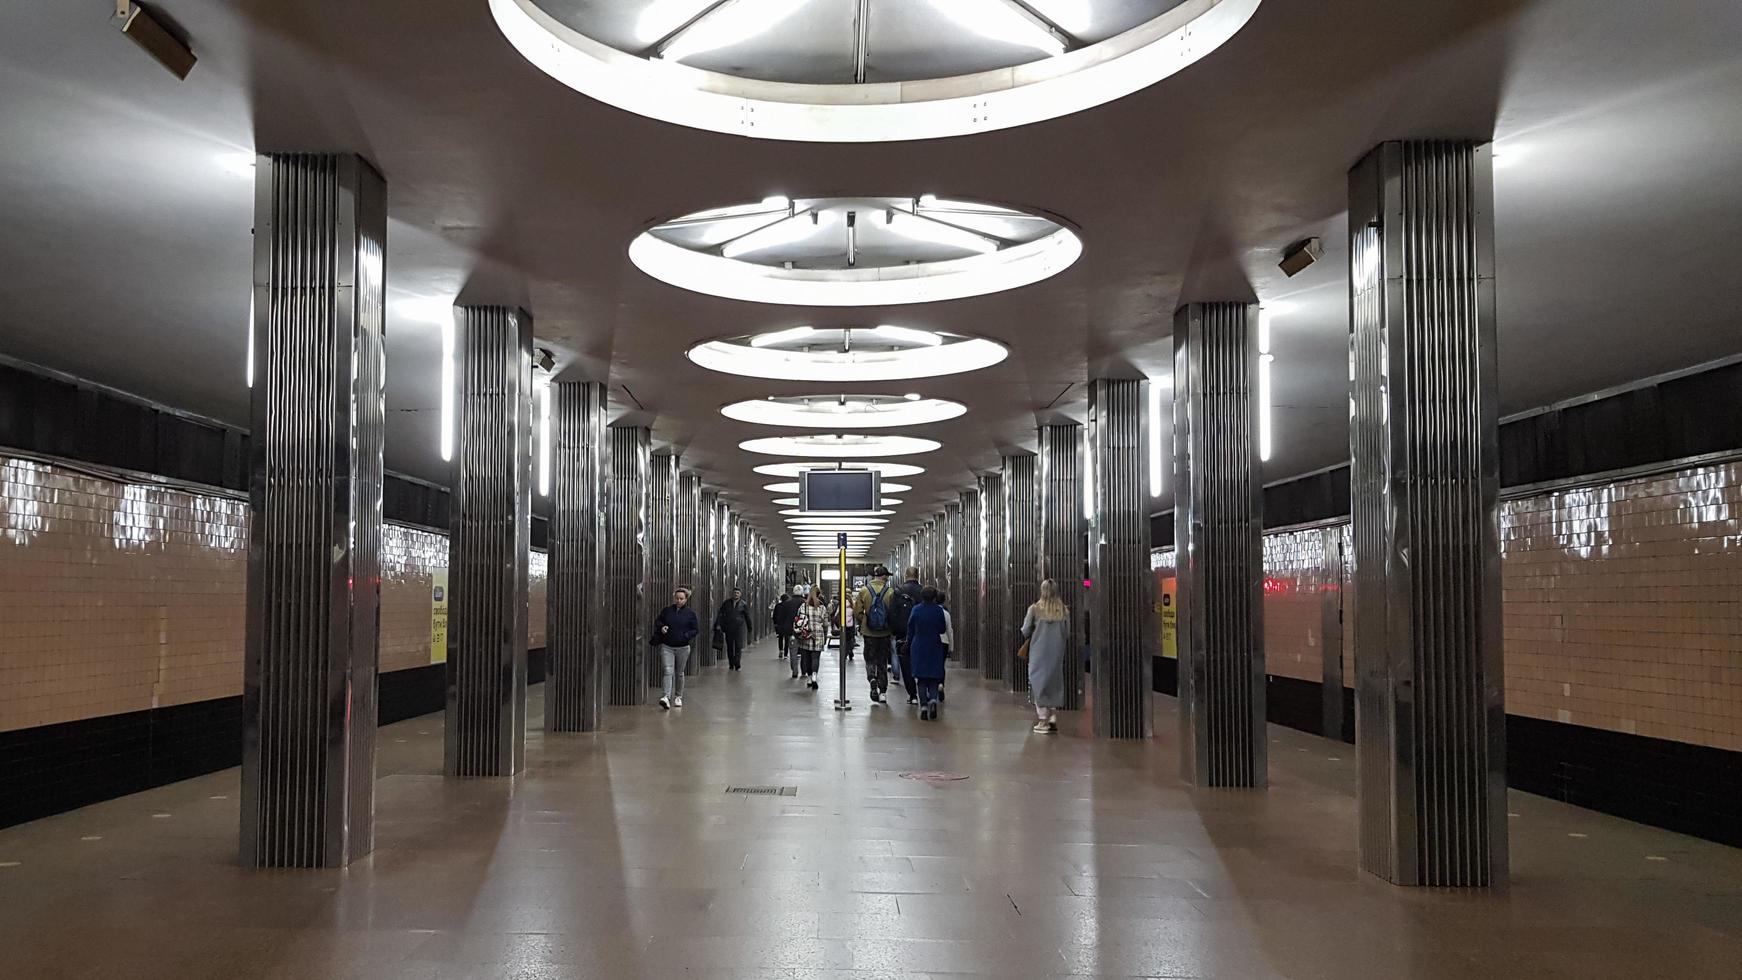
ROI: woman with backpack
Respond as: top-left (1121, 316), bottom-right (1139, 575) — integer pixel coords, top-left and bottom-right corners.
top-left (793, 589), bottom-right (831, 691)
top-left (1021, 578), bottom-right (1070, 734)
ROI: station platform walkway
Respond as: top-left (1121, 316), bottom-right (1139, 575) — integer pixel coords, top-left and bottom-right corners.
top-left (2, 638), bottom-right (1739, 979)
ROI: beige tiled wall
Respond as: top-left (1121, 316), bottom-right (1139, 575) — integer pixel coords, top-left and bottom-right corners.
top-left (1152, 459), bottom-right (1742, 753)
top-left (1, 454), bottom-right (549, 733)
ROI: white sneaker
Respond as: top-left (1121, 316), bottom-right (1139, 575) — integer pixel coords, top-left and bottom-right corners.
top-left (658, 696), bottom-right (670, 710)
top-left (673, 696), bottom-right (683, 707)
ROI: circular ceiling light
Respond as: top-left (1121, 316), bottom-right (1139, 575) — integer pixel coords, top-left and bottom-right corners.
top-left (783, 510), bottom-right (895, 518)
top-left (763, 481), bottom-right (911, 494)
top-left (638, 196), bottom-right (1079, 306)
top-left (490, 0), bottom-right (1262, 143)
top-left (740, 434), bottom-right (939, 458)
top-left (693, 326), bottom-right (1008, 381)
top-left (724, 393), bottom-right (966, 429)
top-left (773, 497), bottom-right (903, 508)
top-left (755, 461), bottom-right (925, 479)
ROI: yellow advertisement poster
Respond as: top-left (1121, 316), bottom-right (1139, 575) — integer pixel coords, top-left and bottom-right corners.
top-left (430, 570), bottom-right (449, 664)
top-left (1157, 575), bottom-right (1177, 659)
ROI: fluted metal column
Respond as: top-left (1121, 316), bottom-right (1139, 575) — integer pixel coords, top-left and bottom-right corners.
top-left (1350, 140), bottom-right (1505, 887)
top-left (957, 489), bottom-right (981, 671)
top-left (606, 425), bottom-right (651, 705)
top-left (1174, 302), bottom-right (1265, 787)
top-left (443, 306), bottom-right (533, 778)
top-left (978, 473), bottom-right (1007, 682)
top-left (1003, 454), bottom-right (1039, 694)
top-left (942, 504), bottom-right (960, 656)
top-left (1039, 423), bottom-right (1086, 710)
top-left (242, 152), bottom-right (385, 868)
top-left (697, 491), bottom-right (721, 666)
top-left (644, 453), bottom-right (679, 687)
top-left (547, 381), bottom-right (608, 733)
top-left (1088, 379), bottom-right (1154, 738)
top-left (677, 473), bottom-right (703, 676)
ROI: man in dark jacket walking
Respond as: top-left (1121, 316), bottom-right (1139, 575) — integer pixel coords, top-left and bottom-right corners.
top-left (715, 587), bottom-right (752, 670)
top-left (652, 587), bottom-right (700, 709)
top-left (772, 592), bottom-right (801, 661)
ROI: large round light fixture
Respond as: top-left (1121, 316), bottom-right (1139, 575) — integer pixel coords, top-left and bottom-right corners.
top-left (639, 197), bottom-right (1079, 307)
top-left (755, 461), bottom-right (925, 479)
top-left (764, 481), bottom-right (911, 494)
top-left (773, 497), bottom-right (903, 508)
top-left (783, 510), bottom-right (894, 518)
top-left (490, 0), bottom-right (1263, 143)
top-left (694, 326), bottom-right (1008, 381)
top-left (740, 434), bottom-right (939, 458)
top-left (724, 393), bottom-right (966, 428)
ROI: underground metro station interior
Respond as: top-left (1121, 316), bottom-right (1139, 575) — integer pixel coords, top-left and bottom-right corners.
top-left (2, 1), bottom-right (1741, 977)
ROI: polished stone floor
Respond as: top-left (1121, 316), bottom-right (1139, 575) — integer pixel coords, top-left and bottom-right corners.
top-left (3, 639), bottom-right (1741, 979)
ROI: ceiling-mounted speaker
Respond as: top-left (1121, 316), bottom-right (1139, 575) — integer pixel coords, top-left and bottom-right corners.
top-left (1278, 237), bottom-right (1324, 278)
top-left (112, 1), bottom-right (196, 80)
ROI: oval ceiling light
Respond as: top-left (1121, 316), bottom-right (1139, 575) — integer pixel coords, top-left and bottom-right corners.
top-left (755, 461), bottom-right (925, 479)
top-left (740, 434), bottom-right (940, 458)
top-left (763, 481), bottom-right (911, 494)
top-left (637, 196), bottom-right (1079, 307)
top-left (490, 0), bottom-right (1262, 143)
top-left (693, 326), bottom-right (1008, 381)
top-left (723, 393), bottom-right (966, 429)
top-left (773, 497), bottom-right (903, 508)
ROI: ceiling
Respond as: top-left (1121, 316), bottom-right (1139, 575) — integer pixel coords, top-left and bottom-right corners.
top-left (1, 0), bottom-right (1739, 559)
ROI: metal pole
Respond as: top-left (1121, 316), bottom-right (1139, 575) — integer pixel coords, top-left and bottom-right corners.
top-left (833, 537), bottom-right (852, 711)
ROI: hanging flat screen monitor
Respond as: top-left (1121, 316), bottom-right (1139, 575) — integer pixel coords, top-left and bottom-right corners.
top-left (800, 469), bottom-right (880, 512)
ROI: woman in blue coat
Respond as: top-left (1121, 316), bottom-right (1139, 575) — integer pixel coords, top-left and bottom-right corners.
top-left (905, 587), bottom-right (949, 721)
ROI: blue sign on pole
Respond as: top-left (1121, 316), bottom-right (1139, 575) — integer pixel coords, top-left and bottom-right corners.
top-left (837, 531), bottom-right (848, 549)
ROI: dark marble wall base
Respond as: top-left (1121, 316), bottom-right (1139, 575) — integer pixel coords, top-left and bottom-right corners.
top-left (1, 650), bottom-right (547, 830)
top-left (1151, 660), bottom-right (1742, 850)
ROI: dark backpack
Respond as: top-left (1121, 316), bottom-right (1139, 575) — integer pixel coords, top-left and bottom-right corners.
top-left (886, 587), bottom-right (916, 635)
top-left (865, 584), bottom-right (891, 632)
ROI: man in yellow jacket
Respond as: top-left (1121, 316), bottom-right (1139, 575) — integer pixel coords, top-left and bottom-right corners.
top-left (852, 566), bottom-right (903, 705)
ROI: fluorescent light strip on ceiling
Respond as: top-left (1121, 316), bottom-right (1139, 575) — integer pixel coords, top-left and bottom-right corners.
top-left (754, 461), bottom-right (925, 479)
top-left (739, 435), bottom-right (940, 458)
top-left (722, 394), bottom-right (965, 429)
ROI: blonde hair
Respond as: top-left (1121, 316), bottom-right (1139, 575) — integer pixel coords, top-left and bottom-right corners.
top-left (1033, 579), bottom-right (1068, 621)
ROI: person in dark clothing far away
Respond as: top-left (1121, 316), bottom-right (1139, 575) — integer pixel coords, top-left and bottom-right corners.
top-left (715, 587), bottom-right (752, 670)
top-left (652, 587), bottom-right (700, 710)
top-left (772, 592), bottom-right (801, 661)
top-left (905, 587), bottom-right (949, 721)
top-left (889, 567), bottom-right (923, 705)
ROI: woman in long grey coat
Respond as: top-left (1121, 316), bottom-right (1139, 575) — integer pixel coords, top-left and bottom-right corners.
top-left (1021, 578), bottom-right (1070, 734)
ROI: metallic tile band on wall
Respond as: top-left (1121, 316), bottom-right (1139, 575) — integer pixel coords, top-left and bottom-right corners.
top-left (1089, 380), bottom-right (1155, 739)
top-left (242, 152), bottom-right (386, 868)
top-left (677, 473), bottom-right (703, 676)
top-left (547, 381), bottom-right (607, 733)
top-left (957, 489), bottom-right (982, 670)
top-left (1173, 302), bottom-right (1266, 788)
top-left (444, 306), bottom-right (533, 779)
top-left (1003, 454), bottom-right (1039, 694)
top-left (1349, 140), bottom-right (1506, 888)
top-left (978, 472), bottom-right (1008, 682)
top-left (644, 454), bottom-right (679, 687)
top-left (606, 425), bottom-right (651, 705)
top-left (1039, 423), bottom-right (1086, 710)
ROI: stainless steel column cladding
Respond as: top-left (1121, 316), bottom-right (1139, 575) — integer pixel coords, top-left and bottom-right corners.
top-left (677, 473), bottom-right (703, 676)
top-left (697, 491), bottom-right (721, 666)
top-left (547, 381), bottom-right (608, 733)
top-left (942, 501), bottom-right (961, 657)
top-left (606, 425), bottom-right (651, 705)
top-left (1088, 379), bottom-right (1154, 739)
top-left (444, 305), bottom-right (534, 779)
top-left (645, 453), bottom-right (679, 688)
top-left (1320, 524), bottom-right (1347, 741)
top-left (1349, 140), bottom-right (1505, 888)
top-left (1039, 423), bottom-right (1086, 711)
top-left (957, 489), bottom-right (982, 671)
top-left (242, 152), bottom-right (386, 868)
top-left (1003, 453), bottom-right (1039, 694)
top-left (978, 472), bottom-right (1008, 682)
top-left (1173, 302), bottom-right (1266, 788)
